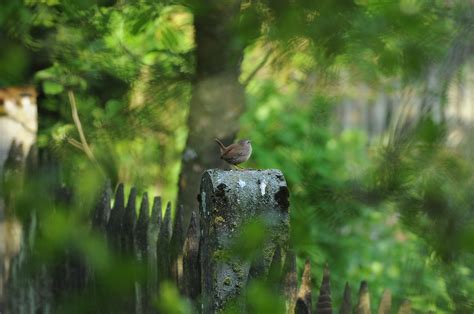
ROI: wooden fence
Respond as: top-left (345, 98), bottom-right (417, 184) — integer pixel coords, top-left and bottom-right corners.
top-left (2, 142), bottom-right (412, 313)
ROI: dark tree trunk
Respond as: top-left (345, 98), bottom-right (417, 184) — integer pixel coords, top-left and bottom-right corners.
top-left (178, 1), bottom-right (245, 222)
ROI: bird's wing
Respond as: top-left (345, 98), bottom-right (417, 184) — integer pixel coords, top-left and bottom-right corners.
top-left (222, 146), bottom-right (245, 157)
top-left (222, 146), bottom-right (235, 156)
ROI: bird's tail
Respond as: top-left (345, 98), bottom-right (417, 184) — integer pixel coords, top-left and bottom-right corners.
top-left (214, 138), bottom-right (226, 152)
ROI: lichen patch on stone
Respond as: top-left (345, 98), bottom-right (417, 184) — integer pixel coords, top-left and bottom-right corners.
top-left (202, 191), bottom-right (207, 216)
top-left (214, 216), bottom-right (225, 225)
top-left (259, 180), bottom-right (267, 196)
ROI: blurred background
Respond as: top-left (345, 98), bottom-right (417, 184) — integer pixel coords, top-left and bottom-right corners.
top-left (2, 0), bottom-right (474, 313)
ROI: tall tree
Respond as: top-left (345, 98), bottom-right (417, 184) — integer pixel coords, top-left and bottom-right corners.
top-left (177, 1), bottom-right (246, 221)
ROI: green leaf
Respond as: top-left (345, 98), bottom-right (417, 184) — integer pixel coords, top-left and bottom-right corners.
top-left (105, 100), bottom-right (123, 118)
top-left (35, 66), bottom-right (59, 80)
top-left (43, 81), bottom-right (64, 95)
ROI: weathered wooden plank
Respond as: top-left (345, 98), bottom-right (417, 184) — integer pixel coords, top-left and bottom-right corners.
top-left (157, 201), bottom-right (172, 282)
top-left (39, 265), bottom-right (52, 314)
top-left (282, 249), bottom-right (297, 314)
top-left (339, 282), bottom-right (352, 314)
top-left (135, 192), bottom-right (149, 259)
top-left (183, 211), bottom-right (201, 300)
top-left (355, 281), bottom-right (371, 314)
top-left (148, 196), bottom-right (162, 259)
top-left (4, 140), bottom-right (24, 170)
top-left (378, 289), bottom-right (392, 314)
top-left (297, 259), bottom-right (312, 314)
top-left (107, 183), bottom-right (125, 250)
top-left (4, 211), bottom-right (39, 313)
top-left (397, 299), bottom-right (411, 314)
top-left (295, 299), bottom-right (310, 314)
top-left (2, 140), bottom-right (24, 207)
top-left (170, 204), bottom-right (185, 290)
top-left (24, 144), bottom-right (38, 177)
top-left (122, 187), bottom-right (137, 254)
top-left (147, 197), bottom-right (162, 310)
top-left (316, 264), bottom-right (331, 314)
top-left (91, 181), bottom-right (112, 231)
top-left (135, 192), bottom-right (149, 314)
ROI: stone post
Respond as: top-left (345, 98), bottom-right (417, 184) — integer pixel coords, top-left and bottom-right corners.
top-left (199, 169), bottom-right (290, 313)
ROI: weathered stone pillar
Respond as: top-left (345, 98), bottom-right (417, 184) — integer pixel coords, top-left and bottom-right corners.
top-left (199, 169), bottom-right (290, 313)
top-left (0, 86), bottom-right (37, 312)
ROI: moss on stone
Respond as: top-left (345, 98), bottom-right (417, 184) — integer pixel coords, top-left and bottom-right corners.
top-left (213, 249), bottom-right (225, 260)
top-left (214, 216), bottom-right (225, 225)
top-left (213, 249), bottom-right (231, 261)
top-left (232, 263), bottom-right (245, 279)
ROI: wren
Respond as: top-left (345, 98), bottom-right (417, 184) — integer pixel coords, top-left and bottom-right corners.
top-left (215, 138), bottom-right (252, 168)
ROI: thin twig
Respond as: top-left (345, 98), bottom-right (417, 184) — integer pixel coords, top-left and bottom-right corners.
top-left (242, 48), bottom-right (273, 87)
top-left (67, 138), bottom-right (85, 152)
top-left (67, 90), bottom-right (104, 174)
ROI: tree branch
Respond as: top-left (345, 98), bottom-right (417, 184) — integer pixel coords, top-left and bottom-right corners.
top-left (242, 48), bottom-right (273, 87)
top-left (67, 137), bottom-right (85, 152)
top-left (67, 90), bottom-right (104, 175)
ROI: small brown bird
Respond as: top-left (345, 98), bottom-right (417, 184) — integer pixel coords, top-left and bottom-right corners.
top-left (215, 138), bottom-right (252, 168)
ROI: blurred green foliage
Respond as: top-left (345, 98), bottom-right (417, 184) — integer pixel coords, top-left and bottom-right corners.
top-left (155, 282), bottom-right (191, 314)
top-left (241, 75), bottom-right (456, 312)
top-left (2, 0), bottom-right (474, 312)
